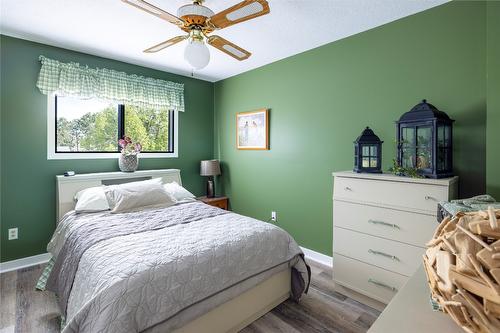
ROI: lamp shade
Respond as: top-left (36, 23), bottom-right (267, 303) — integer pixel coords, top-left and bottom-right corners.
top-left (200, 160), bottom-right (221, 176)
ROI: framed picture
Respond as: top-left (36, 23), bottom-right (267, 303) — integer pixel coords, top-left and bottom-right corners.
top-left (236, 109), bottom-right (269, 150)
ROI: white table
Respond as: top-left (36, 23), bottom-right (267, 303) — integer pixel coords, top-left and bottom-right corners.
top-left (368, 266), bottom-right (461, 333)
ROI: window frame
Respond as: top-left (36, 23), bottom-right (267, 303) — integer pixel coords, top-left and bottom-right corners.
top-left (47, 94), bottom-right (178, 160)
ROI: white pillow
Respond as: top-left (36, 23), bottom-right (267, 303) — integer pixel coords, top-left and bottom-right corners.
top-left (104, 178), bottom-right (164, 210)
top-left (74, 186), bottom-right (110, 212)
top-left (105, 178), bottom-right (176, 213)
top-left (163, 181), bottom-right (196, 202)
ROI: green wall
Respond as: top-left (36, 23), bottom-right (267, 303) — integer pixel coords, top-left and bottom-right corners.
top-left (0, 35), bottom-right (214, 262)
top-left (2, 1), bottom-right (498, 262)
top-left (487, 1), bottom-right (500, 199)
top-left (214, 1), bottom-right (488, 256)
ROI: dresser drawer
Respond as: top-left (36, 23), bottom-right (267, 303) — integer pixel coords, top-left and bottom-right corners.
top-left (333, 200), bottom-right (437, 247)
top-left (334, 227), bottom-right (424, 276)
top-left (333, 254), bottom-right (407, 304)
top-left (333, 176), bottom-right (448, 214)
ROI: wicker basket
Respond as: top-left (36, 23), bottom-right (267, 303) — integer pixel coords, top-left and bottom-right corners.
top-left (423, 207), bottom-right (500, 333)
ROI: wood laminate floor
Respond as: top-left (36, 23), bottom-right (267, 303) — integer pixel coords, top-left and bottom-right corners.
top-left (0, 262), bottom-right (380, 333)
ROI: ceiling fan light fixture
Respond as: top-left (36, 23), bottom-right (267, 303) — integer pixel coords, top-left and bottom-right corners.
top-left (184, 38), bottom-right (210, 70)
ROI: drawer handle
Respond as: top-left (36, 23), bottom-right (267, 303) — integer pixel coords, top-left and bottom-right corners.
top-left (368, 278), bottom-right (398, 292)
top-left (344, 186), bottom-right (352, 191)
top-left (368, 219), bottom-right (400, 230)
top-left (368, 249), bottom-right (400, 261)
top-left (425, 195), bottom-right (438, 202)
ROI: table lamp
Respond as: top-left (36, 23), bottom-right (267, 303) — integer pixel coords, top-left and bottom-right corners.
top-left (200, 160), bottom-right (221, 198)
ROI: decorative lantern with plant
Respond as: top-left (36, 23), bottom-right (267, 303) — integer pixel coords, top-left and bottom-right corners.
top-left (394, 99), bottom-right (454, 179)
top-left (118, 136), bottom-right (142, 172)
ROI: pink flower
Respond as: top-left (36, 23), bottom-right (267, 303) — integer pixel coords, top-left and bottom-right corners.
top-left (118, 136), bottom-right (142, 155)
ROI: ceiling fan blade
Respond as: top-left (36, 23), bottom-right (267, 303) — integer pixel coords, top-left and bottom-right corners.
top-left (122, 0), bottom-right (184, 27)
top-left (144, 35), bottom-right (188, 53)
top-left (207, 35), bottom-right (251, 60)
top-left (209, 0), bottom-right (270, 29)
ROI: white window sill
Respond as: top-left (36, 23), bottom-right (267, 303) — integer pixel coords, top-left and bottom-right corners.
top-left (47, 152), bottom-right (178, 160)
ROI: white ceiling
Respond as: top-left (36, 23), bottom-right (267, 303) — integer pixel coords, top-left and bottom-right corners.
top-left (0, 0), bottom-right (448, 82)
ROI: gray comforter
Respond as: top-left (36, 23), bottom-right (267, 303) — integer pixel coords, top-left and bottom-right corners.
top-left (45, 201), bottom-right (309, 333)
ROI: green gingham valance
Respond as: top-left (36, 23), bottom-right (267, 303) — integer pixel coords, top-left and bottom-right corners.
top-left (36, 56), bottom-right (184, 111)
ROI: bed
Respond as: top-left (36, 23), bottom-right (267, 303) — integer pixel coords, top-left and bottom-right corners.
top-left (40, 169), bottom-right (310, 333)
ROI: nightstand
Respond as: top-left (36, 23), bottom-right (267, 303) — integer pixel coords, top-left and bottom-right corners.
top-left (197, 196), bottom-right (229, 210)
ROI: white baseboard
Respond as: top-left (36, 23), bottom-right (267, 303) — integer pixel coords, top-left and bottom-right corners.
top-left (0, 253), bottom-right (51, 273)
top-left (300, 246), bottom-right (332, 268)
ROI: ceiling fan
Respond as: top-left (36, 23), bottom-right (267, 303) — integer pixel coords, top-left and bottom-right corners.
top-left (122, 0), bottom-right (270, 70)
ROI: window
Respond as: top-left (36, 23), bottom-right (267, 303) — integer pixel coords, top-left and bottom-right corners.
top-left (48, 95), bottom-right (178, 159)
top-left (123, 105), bottom-right (174, 153)
top-left (55, 96), bottom-right (119, 152)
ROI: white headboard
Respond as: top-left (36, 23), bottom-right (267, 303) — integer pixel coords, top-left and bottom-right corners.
top-left (56, 169), bottom-right (182, 222)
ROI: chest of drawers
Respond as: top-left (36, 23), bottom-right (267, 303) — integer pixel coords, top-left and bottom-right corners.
top-left (332, 171), bottom-right (458, 308)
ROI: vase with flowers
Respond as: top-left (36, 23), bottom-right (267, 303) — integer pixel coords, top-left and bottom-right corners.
top-left (118, 136), bottom-right (142, 172)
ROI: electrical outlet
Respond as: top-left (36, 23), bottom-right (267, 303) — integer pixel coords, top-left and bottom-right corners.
top-left (8, 228), bottom-right (18, 240)
top-left (271, 211), bottom-right (277, 222)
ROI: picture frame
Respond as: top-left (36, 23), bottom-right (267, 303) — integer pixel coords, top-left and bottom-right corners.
top-left (236, 109), bottom-right (269, 150)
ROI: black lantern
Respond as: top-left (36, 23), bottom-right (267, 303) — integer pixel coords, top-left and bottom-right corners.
top-left (396, 99), bottom-right (454, 179)
top-left (354, 127), bottom-right (383, 173)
